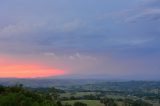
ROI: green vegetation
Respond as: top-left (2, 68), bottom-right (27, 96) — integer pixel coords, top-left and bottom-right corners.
top-left (63, 100), bottom-right (104, 106)
top-left (0, 85), bottom-right (89, 106)
top-left (60, 92), bottom-right (97, 98)
top-left (0, 81), bottom-right (159, 106)
top-left (0, 85), bottom-right (57, 106)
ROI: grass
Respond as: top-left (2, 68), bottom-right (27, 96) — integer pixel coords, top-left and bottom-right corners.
top-left (61, 92), bottom-right (159, 106)
top-left (62, 100), bottom-right (105, 106)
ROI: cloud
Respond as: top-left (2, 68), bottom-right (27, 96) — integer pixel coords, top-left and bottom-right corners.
top-left (54, 19), bottom-right (86, 33)
top-left (124, 8), bottom-right (160, 23)
top-left (0, 21), bottom-right (47, 37)
top-left (43, 52), bottom-right (96, 61)
top-left (109, 38), bottom-right (155, 47)
top-left (113, 0), bottom-right (160, 23)
top-left (95, 0), bottom-right (160, 24)
top-left (68, 52), bottom-right (96, 60)
top-left (44, 52), bottom-right (57, 57)
top-left (0, 19), bottom-right (86, 38)
top-left (0, 0), bottom-right (160, 79)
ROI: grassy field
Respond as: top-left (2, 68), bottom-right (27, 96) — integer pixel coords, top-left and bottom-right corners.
top-left (61, 92), bottom-right (159, 106)
top-left (62, 100), bottom-right (105, 106)
top-left (60, 92), bottom-right (98, 97)
top-left (62, 99), bottom-right (159, 106)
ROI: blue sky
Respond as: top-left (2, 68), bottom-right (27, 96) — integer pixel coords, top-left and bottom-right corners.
top-left (0, 0), bottom-right (160, 79)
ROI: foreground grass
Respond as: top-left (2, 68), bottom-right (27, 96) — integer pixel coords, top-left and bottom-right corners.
top-left (62, 100), bottom-right (105, 106)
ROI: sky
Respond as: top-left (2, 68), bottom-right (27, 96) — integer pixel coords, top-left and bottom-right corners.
top-left (0, 0), bottom-right (160, 80)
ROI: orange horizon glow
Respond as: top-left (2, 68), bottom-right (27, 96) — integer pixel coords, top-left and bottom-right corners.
top-left (0, 55), bottom-right (65, 78)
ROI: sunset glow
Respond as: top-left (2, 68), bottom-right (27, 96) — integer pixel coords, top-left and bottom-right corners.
top-left (0, 0), bottom-right (159, 80)
top-left (0, 56), bottom-right (65, 78)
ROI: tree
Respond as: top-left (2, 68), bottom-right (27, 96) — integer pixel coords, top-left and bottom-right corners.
top-left (101, 98), bottom-right (117, 106)
top-left (0, 86), bottom-right (58, 106)
top-left (73, 102), bottom-right (87, 106)
top-left (57, 101), bottom-right (62, 106)
top-left (0, 86), bottom-right (5, 94)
